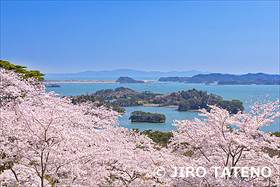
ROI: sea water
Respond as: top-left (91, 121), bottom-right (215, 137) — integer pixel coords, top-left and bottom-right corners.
top-left (46, 82), bottom-right (280, 132)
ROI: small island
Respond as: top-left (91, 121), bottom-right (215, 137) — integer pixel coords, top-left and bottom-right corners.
top-left (158, 76), bottom-right (189, 82)
top-left (44, 83), bottom-right (60, 88)
top-left (129, 111), bottom-right (166, 123)
top-left (72, 87), bottom-right (244, 114)
top-left (116, 77), bottom-right (144, 83)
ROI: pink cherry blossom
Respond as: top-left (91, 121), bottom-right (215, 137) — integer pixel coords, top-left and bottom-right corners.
top-left (1, 68), bottom-right (279, 186)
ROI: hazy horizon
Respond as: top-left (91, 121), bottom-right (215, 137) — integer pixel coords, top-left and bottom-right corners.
top-left (45, 68), bottom-right (277, 75)
top-left (1, 1), bottom-right (279, 74)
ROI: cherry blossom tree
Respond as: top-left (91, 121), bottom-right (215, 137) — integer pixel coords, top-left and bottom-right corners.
top-left (0, 68), bottom-right (169, 186)
top-left (0, 68), bottom-right (116, 185)
top-left (1, 67), bottom-right (279, 186)
top-left (169, 102), bottom-right (280, 186)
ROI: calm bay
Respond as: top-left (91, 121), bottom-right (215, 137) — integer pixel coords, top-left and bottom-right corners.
top-left (46, 82), bottom-right (280, 132)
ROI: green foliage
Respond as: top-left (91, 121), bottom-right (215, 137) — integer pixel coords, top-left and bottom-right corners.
top-left (75, 87), bottom-right (244, 114)
top-left (93, 87), bottom-right (160, 107)
top-left (272, 132), bottom-right (280, 137)
top-left (140, 129), bottom-right (173, 147)
top-left (0, 60), bottom-right (45, 81)
top-left (175, 89), bottom-right (244, 114)
top-left (116, 76), bottom-right (144, 83)
top-left (129, 111), bottom-right (166, 123)
top-left (182, 150), bottom-right (194, 157)
top-left (71, 94), bottom-right (126, 113)
top-left (217, 99), bottom-right (244, 114)
top-left (186, 73), bottom-right (280, 85)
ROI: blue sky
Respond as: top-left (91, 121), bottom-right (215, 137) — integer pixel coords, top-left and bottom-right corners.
top-left (1, 1), bottom-right (279, 74)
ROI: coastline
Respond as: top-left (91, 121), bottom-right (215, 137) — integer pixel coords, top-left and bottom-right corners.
top-left (44, 80), bottom-right (116, 84)
top-left (122, 105), bottom-right (201, 112)
top-left (131, 121), bottom-right (166, 124)
top-left (44, 80), bottom-right (158, 84)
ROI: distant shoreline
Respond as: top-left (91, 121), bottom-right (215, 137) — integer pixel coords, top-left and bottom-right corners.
top-left (123, 105), bottom-right (200, 112)
top-left (44, 80), bottom-right (116, 83)
top-left (44, 80), bottom-right (157, 84)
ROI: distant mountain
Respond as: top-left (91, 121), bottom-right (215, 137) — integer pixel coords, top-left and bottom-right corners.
top-left (160, 73), bottom-right (280, 85)
top-left (45, 69), bottom-right (209, 80)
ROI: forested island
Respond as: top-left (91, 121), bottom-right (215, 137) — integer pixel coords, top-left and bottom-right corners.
top-left (72, 87), bottom-right (244, 114)
top-left (158, 76), bottom-right (189, 82)
top-left (129, 111), bottom-right (166, 123)
top-left (116, 76), bottom-right (144, 83)
top-left (159, 73), bottom-right (280, 85)
top-left (71, 94), bottom-right (126, 113)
